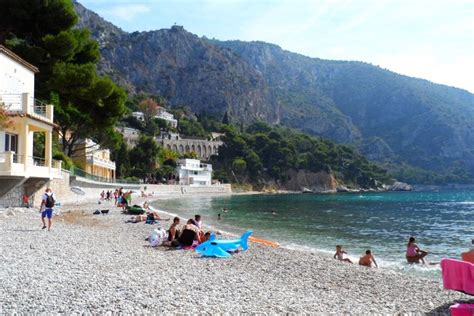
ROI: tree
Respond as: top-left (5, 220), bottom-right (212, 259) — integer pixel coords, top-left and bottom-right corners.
top-left (129, 136), bottom-right (160, 181)
top-left (222, 111), bottom-right (230, 124)
top-left (0, 103), bottom-right (12, 128)
top-left (1, 0), bottom-right (127, 156)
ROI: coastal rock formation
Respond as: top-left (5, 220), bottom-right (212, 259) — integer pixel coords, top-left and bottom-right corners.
top-left (74, 2), bottom-right (474, 181)
top-left (283, 169), bottom-right (337, 193)
top-left (388, 181), bottom-right (413, 191)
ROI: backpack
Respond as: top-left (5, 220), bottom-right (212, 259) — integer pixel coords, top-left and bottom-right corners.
top-left (45, 194), bottom-right (55, 208)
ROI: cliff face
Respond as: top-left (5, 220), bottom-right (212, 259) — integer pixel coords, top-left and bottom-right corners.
top-left (74, 1), bottom-right (474, 180)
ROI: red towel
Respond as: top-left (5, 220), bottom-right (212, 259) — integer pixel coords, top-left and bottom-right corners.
top-left (440, 258), bottom-right (474, 295)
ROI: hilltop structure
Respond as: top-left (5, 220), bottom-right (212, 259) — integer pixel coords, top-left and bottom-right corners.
top-left (157, 132), bottom-right (222, 160)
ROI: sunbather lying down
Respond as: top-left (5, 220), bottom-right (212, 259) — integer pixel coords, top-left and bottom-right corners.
top-left (126, 211), bottom-right (170, 223)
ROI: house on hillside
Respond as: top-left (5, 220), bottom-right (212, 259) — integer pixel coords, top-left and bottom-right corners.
top-left (71, 139), bottom-right (116, 180)
top-left (0, 45), bottom-right (62, 203)
top-left (177, 159), bottom-right (212, 186)
top-left (117, 126), bottom-right (140, 148)
top-left (132, 107), bottom-right (178, 128)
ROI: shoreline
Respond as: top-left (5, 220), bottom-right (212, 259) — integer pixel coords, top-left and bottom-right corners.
top-left (0, 197), bottom-right (472, 313)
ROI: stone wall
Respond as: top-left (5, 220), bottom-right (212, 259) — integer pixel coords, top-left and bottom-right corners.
top-left (142, 184), bottom-right (232, 196)
top-left (157, 138), bottom-right (222, 160)
top-left (0, 184), bottom-right (24, 207)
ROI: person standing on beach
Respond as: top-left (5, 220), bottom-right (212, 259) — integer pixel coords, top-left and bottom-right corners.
top-left (406, 237), bottom-right (428, 264)
top-left (359, 250), bottom-right (378, 268)
top-left (461, 238), bottom-right (474, 263)
top-left (40, 188), bottom-right (56, 231)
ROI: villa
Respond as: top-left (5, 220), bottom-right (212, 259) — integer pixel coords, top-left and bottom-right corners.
top-left (0, 45), bottom-right (62, 200)
top-left (132, 106), bottom-right (178, 128)
top-left (71, 139), bottom-right (116, 180)
top-left (177, 159), bottom-right (212, 186)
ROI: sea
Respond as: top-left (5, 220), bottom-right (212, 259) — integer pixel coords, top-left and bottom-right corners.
top-left (152, 190), bottom-right (474, 279)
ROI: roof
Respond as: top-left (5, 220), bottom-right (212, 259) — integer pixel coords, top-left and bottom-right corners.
top-left (0, 45), bottom-right (39, 73)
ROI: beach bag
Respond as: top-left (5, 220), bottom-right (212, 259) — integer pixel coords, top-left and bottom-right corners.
top-left (45, 194), bottom-right (55, 208)
top-left (149, 228), bottom-right (167, 247)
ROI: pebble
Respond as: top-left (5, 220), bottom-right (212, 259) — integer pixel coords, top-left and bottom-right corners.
top-left (0, 200), bottom-right (472, 314)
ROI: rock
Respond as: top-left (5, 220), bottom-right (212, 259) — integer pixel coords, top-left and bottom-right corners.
top-left (389, 182), bottom-right (413, 191)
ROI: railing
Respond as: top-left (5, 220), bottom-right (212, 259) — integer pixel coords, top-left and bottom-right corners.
top-left (69, 166), bottom-right (140, 184)
top-left (85, 155), bottom-right (116, 169)
top-left (32, 99), bottom-right (47, 116)
top-left (0, 93), bottom-right (51, 121)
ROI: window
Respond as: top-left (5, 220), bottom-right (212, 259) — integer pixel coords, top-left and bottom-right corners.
top-left (5, 133), bottom-right (18, 153)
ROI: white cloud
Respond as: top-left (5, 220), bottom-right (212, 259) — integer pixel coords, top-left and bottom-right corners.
top-left (103, 4), bottom-right (151, 22)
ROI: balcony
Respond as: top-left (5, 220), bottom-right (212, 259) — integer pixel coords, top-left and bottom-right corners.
top-left (0, 93), bottom-right (53, 123)
top-left (0, 151), bottom-right (62, 178)
top-left (85, 154), bottom-right (116, 170)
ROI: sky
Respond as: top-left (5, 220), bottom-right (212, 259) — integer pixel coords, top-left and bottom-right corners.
top-left (80, 0), bottom-right (474, 93)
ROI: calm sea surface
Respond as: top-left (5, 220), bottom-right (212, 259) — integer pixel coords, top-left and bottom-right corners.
top-left (152, 191), bottom-right (474, 278)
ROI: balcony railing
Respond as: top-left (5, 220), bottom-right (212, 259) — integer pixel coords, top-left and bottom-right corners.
top-left (0, 151), bottom-right (62, 177)
top-left (0, 93), bottom-right (52, 121)
top-left (69, 166), bottom-right (139, 184)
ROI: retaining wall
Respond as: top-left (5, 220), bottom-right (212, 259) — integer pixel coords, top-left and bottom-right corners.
top-left (142, 184), bottom-right (232, 196)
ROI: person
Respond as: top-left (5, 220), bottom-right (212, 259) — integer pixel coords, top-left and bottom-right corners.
top-left (271, 210), bottom-right (277, 216)
top-left (175, 219), bottom-right (201, 247)
top-left (406, 237), bottom-right (428, 264)
top-left (359, 250), bottom-right (378, 268)
top-left (167, 217), bottom-right (181, 243)
top-left (126, 210), bottom-right (165, 224)
top-left (195, 214), bottom-right (202, 229)
top-left (217, 213), bottom-right (221, 220)
top-left (100, 190), bottom-right (105, 201)
top-left (106, 190), bottom-right (111, 201)
top-left (334, 245), bottom-right (353, 263)
top-left (22, 194), bottom-right (30, 208)
top-left (113, 189), bottom-right (118, 205)
top-left (40, 188), bottom-right (56, 231)
top-left (461, 238), bottom-right (474, 263)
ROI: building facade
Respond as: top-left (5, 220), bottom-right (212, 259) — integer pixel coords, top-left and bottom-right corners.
top-left (72, 139), bottom-right (116, 180)
top-left (157, 132), bottom-right (223, 160)
top-left (0, 45), bottom-right (62, 200)
top-left (117, 126), bottom-right (140, 148)
top-left (177, 159), bottom-right (212, 186)
top-left (132, 107), bottom-right (178, 128)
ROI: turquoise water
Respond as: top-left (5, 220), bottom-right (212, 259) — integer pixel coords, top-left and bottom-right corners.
top-left (153, 191), bottom-right (474, 278)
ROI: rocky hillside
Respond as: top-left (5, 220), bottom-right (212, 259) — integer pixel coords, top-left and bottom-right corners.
top-left (74, 1), bottom-right (474, 182)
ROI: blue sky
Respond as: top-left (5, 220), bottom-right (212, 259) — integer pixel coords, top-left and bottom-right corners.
top-left (80, 0), bottom-right (474, 92)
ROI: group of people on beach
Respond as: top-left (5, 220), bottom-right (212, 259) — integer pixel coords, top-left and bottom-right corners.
top-left (152, 214), bottom-right (213, 248)
top-left (333, 236), bottom-right (429, 268)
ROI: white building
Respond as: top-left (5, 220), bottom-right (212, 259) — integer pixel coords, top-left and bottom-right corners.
top-left (177, 159), bottom-right (212, 186)
top-left (132, 107), bottom-right (178, 128)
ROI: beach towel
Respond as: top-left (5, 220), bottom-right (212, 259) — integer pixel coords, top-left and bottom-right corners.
top-left (449, 303), bottom-right (474, 316)
top-left (440, 258), bottom-right (474, 295)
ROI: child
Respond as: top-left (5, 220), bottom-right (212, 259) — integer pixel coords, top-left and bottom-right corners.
top-left (334, 245), bottom-right (353, 263)
top-left (359, 249), bottom-right (378, 268)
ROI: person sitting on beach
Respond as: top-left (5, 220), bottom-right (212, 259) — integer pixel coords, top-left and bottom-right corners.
top-left (167, 217), bottom-right (181, 243)
top-left (406, 236), bottom-right (428, 264)
top-left (174, 219), bottom-right (201, 248)
top-left (334, 245), bottom-right (353, 263)
top-left (195, 214), bottom-right (202, 229)
top-left (359, 250), bottom-right (378, 268)
top-left (461, 238), bottom-right (474, 263)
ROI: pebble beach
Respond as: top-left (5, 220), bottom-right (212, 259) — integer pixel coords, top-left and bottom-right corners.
top-left (0, 198), bottom-right (472, 314)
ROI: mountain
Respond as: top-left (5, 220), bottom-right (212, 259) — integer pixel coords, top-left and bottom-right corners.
top-left (74, 1), bottom-right (474, 182)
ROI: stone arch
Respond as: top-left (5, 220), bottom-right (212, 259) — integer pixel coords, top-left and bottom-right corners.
top-left (166, 144), bottom-right (171, 150)
top-left (185, 145), bottom-right (190, 153)
top-left (179, 145), bottom-right (184, 153)
top-left (191, 144), bottom-right (195, 152)
top-left (203, 145), bottom-right (207, 157)
top-left (208, 145), bottom-right (212, 156)
top-left (172, 144), bottom-right (178, 152)
top-left (213, 146), bottom-right (217, 154)
top-left (197, 145), bottom-right (202, 157)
